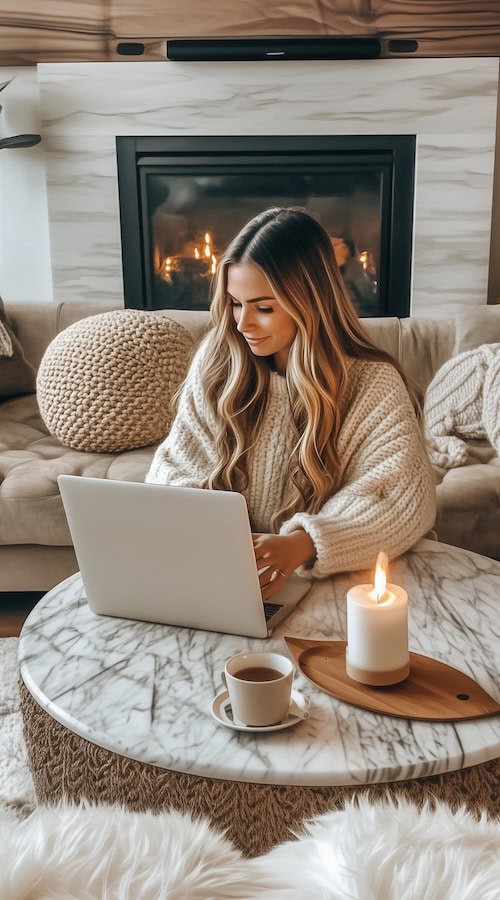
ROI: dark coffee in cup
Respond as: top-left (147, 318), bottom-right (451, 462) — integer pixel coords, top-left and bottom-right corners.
top-left (234, 666), bottom-right (283, 682)
top-left (222, 651), bottom-right (294, 726)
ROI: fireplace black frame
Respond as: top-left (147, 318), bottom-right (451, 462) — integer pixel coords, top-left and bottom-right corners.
top-left (116, 135), bottom-right (415, 317)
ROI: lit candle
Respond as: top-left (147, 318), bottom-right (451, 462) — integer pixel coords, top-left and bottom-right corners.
top-left (346, 552), bottom-right (410, 686)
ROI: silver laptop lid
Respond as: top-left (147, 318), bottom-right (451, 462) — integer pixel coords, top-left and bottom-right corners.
top-left (57, 475), bottom-right (307, 638)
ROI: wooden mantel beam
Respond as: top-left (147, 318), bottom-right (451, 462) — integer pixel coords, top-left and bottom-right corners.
top-left (0, 1), bottom-right (499, 66)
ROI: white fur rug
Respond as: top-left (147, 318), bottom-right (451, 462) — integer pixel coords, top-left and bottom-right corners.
top-left (0, 637), bottom-right (36, 817)
top-left (257, 799), bottom-right (500, 899)
top-left (0, 798), bottom-right (497, 899)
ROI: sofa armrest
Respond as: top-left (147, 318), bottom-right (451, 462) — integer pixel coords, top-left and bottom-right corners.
top-left (6, 303), bottom-right (60, 370)
top-left (6, 301), bottom-right (122, 370)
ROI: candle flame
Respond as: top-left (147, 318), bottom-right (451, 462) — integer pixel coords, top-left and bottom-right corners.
top-left (373, 551), bottom-right (388, 603)
top-left (194, 248), bottom-right (200, 259)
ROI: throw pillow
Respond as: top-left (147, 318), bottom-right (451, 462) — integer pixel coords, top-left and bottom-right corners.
top-left (454, 304), bottom-right (500, 355)
top-left (0, 297), bottom-right (36, 398)
top-left (37, 310), bottom-right (195, 452)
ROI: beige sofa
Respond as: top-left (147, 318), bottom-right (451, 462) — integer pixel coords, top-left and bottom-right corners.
top-left (1, 300), bottom-right (499, 593)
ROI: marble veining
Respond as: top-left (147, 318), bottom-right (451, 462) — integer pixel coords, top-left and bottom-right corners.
top-left (30, 57), bottom-right (498, 314)
top-left (38, 60), bottom-right (497, 137)
top-left (412, 134), bottom-right (495, 312)
top-left (19, 539), bottom-right (500, 787)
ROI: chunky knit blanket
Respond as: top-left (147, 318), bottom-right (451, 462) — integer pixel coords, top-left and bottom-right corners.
top-left (424, 343), bottom-right (500, 476)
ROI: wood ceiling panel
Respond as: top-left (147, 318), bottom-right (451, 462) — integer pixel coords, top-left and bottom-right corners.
top-left (367, 0), bottom-right (500, 29)
top-left (107, 2), bottom-right (329, 39)
top-left (0, 0), bottom-right (104, 33)
top-left (0, 27), bottom-right (109, 66)
top-left (0, 0), bottom-right (499, 65)
top-left (0, 0), bottom-right (108, 64)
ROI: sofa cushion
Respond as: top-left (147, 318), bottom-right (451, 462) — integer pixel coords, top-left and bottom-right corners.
top-left (454, 304), bottom-right (500, 354)
top-left (0, 297), bottom-right (36, 398)
top-left (36, 310), bottom-right (194, 452)
top-left (435, 451), bottom-right (500, 559)
top-left (0, 394), bottom-right (156, 546)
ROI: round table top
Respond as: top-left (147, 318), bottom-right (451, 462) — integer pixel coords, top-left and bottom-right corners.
top-left (19, 539), bottom-right (500, 787)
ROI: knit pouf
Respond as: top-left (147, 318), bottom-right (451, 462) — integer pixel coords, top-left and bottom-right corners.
top-left (37, 311), bottom-right (194, 452)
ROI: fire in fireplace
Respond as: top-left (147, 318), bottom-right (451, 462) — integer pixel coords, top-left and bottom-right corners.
top-left (116, 135), bottom-right (415, 317)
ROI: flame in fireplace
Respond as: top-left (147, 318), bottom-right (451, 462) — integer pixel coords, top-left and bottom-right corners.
top-left (359, 249), bottom-right (376, 276)
top-left (155, 230), bottom-right (218, 283)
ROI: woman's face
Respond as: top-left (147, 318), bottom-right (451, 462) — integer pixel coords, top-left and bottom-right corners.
top-left (227, 263), bottom-right (297, 375)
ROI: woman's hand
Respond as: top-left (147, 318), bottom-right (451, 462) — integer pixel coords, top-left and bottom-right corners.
top-left (252, 530), bottom-right (316, 600)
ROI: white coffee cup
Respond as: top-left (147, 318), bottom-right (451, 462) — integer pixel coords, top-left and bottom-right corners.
top-left (221, 651), bottom-right (293, 727)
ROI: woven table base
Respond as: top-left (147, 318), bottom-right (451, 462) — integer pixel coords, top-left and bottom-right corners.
top-left (20, 683), bottom-right (499, 857)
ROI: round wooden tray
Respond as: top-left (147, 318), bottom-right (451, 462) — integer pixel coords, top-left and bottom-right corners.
top-left (284, 637), bottom-right (500, 721)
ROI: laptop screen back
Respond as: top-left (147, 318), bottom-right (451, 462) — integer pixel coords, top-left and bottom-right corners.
top-left (58, 476), bottom-right (274, 637)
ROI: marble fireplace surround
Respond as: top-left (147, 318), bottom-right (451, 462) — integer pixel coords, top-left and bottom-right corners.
top-left (38, 57), bottom-right (498, 317)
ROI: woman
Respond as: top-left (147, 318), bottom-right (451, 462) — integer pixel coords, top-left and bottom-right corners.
top-left (146, 208), bottom-right (436, 599)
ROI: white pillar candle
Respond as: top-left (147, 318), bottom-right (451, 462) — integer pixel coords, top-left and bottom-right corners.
top-left (346, 553), bottom-right (410, 686)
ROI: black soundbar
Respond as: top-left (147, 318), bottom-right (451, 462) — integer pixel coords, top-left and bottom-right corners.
top-left (166, 37), bottom-right (382, 62)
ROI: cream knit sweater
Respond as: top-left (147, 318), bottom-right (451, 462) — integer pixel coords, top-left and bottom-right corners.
top-left (146, 345), bottom-right (436, 577)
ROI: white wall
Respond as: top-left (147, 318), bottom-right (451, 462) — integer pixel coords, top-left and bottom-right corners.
top-left (1, 58), bottom-right (498, 314)
top-left (0, 67), bottom-right (53, 302)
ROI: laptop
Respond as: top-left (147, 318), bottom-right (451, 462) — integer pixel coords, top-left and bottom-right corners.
top-left (57, 475), bottom-right (311, 638)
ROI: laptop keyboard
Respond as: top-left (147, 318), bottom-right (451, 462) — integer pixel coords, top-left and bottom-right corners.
top-left (263, 602), bottom-right (283, 622)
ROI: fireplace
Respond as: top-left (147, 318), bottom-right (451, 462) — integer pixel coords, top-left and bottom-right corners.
top-left (116, 135), bottom-right (415, 317)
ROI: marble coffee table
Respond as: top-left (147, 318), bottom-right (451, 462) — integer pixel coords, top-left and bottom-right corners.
top-left (19, 538), bottom-right (500, 854)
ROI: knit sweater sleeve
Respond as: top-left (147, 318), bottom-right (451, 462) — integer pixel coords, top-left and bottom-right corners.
top-left (280, 362), bottom-right (437, 577)
top-left (145, 341), bottom-right (219, 487)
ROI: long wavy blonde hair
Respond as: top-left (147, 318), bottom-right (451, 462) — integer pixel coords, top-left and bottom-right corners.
top-left (198, 207), bottom-right (410, 529)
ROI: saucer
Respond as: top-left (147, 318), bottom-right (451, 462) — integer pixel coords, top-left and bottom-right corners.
top-left (211, 689), bottom-right (309, 733)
